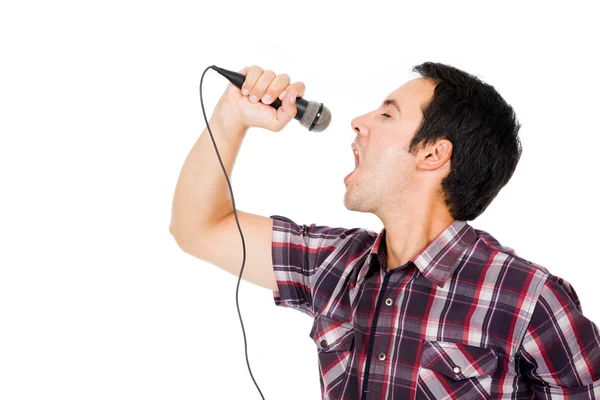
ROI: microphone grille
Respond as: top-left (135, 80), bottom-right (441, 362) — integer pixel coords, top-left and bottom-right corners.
top-left (299, 101), bottom-right (332, 132)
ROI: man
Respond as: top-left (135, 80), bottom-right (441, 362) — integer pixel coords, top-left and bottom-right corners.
top-left (169, 62), bottom-right (600, 399)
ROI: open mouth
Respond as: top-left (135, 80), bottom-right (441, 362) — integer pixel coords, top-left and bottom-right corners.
top-left (352, 143), bottom-right (360, 167)
top-left (345, 144), bottom-right (360, 183)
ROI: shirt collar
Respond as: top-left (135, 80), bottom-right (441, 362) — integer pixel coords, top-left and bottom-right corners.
top-left (366, 220), bottom-right (478, 287)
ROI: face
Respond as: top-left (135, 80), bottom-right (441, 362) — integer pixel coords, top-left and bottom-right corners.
top-left (344, 78), bottom-right (440, 216)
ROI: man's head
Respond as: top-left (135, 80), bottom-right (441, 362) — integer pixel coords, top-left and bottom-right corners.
top-left (344, 61), bottom-right (522, 222)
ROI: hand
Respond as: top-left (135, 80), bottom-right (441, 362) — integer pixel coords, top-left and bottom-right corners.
top-left (214, 66), bottom-right (306, 132)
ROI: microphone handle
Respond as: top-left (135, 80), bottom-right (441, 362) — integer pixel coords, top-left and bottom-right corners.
top-left (212, 66), bottom-right (307, 120)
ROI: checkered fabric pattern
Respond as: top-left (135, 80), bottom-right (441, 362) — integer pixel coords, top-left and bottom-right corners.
top-left (270, 215), bottom-right (600, 399)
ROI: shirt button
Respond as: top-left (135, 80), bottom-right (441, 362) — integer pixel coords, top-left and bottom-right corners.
top-left (378, 352), bottom-right (386, 361)
top-left (385, 298), bottom-right (393, 306)
top-left (453, 366), bottom-right (461, 374)
top-left (320, 339), bottom-right (328, 348)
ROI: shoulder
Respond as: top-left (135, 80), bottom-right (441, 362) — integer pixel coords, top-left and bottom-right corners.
top-left (467, 227), bottom-right (583, 323)
top-left (269, 214), bottom-right (378, 247)
top-left (461, 226), bottom-right (555, 317)
top-left (470, 226), bottom-right (551, 278)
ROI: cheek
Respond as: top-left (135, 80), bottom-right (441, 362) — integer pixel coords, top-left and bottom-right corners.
top-left (377, 146), bottom-right (409, 169)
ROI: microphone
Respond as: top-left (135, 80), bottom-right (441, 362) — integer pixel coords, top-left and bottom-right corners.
top-left (211, 66), bottom-right (332, 132)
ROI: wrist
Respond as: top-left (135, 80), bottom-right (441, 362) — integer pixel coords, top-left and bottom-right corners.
top-left (211, 101), bottom-right (248, 135)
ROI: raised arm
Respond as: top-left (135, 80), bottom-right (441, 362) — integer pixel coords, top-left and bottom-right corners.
top-left (169, 66), bottom-right (305, 290)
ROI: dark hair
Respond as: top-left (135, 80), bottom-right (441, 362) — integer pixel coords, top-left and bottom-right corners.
top-left (410, 62), bottom-right (522, 221)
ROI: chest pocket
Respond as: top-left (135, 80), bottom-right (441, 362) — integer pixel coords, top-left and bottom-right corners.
top-left (416, 340), bottom-right (498, 400)
top-left (309, 314), bottom-right (355, 399)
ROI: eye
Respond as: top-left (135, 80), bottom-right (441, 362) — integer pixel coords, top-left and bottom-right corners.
top-left (381, 113), bottom-right (391, 119)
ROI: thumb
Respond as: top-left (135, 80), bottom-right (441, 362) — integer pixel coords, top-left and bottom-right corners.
top-left (272, 91), bottom-right (297, 131)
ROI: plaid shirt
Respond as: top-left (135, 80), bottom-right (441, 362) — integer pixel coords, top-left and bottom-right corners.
top-left (270, 215), bottom-right (600, 399)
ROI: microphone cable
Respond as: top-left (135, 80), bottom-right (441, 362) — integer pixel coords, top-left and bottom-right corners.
top-left (199, 65), bottom-right (266, 399)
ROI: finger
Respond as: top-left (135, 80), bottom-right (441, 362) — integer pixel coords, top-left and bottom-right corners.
top-left (241, 65), bottom-right (264, 97)
top-left (279, 81), bottom-right (306, 101)
top-left (248, 69), bottom-right (275, 103)
top-left (227, 66), bottom-right (250, 90)
top-left (261, 73), bottom-right (290, 105)
top-left (272, 90), bottom-right (297, 131)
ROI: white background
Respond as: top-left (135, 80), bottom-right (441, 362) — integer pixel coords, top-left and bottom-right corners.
top-left (1, 1), bottom-right (599, 399)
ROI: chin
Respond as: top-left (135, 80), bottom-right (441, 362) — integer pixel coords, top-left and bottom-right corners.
top-left (343, 192), bottom-right (364, 212)
top-left (342, 193), bottom-right (354, 211)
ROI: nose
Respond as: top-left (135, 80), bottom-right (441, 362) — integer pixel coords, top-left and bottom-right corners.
top-left (351, 114), bottom-right (369, 138)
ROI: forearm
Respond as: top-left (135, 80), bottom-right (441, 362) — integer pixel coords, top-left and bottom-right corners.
top-left (170, 105), bottom-right (248, 238)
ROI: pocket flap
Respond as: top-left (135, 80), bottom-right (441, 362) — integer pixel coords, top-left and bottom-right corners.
top-left (309, 314), bottom-right (354, 352)
top-left (421, 340), bottom-right (498, 380)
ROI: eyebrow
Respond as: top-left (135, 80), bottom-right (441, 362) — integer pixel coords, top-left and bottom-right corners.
top-left (381, 98), bottom-right (401, 115)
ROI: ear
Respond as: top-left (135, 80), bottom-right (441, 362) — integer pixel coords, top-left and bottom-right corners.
top-left (417, 139), bottom-right (452, 171)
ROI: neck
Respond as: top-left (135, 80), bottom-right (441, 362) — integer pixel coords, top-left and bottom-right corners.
top-left (379, 199), bottom-right (454, 272)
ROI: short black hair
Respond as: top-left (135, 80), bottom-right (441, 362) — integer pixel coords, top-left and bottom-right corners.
top-left (410, 62), bottom-right (522, 221)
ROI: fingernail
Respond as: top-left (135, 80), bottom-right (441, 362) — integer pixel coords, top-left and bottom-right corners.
top-left (262, 94), bottom-right (271, 103)
top-left (290, 92), bottom-right (296, 104)
top-left (279, 91), bottom-right (287, 101)
top-left (242, 88), bottom-right (249, 95)
top-left (250, 95), bottom-right (257, 103)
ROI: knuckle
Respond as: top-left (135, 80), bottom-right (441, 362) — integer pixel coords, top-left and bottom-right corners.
top-left (252, 82), bottom-right (268, 94)
top-left (276, 74), bottom-right (291, 88)
top-left (247, 66), bottom-right (261, 80)
top-left (268, 76), bottom-right (289, 98)
top-left (243, 68), bottom-right (260, 92)
top-left (295, 84), bottom-right (305, 97)
top-left (255, 75), bottom-right (273, 93)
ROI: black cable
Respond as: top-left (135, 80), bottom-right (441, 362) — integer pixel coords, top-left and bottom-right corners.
top-left (199, 65), bottom-right (265, 399)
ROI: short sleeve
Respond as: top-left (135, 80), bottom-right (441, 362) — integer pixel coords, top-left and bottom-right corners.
top-left (518, 274), bottom-right (600, 398)
top-left (269, 215), bottom-right (352, 318)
